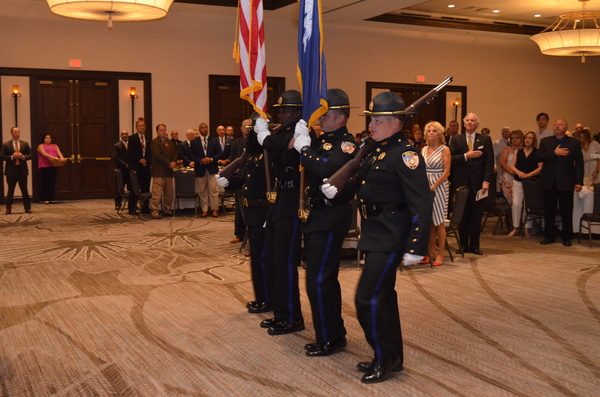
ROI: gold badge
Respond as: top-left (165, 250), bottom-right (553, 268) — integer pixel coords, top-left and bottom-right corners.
top-left (323, 142), bottom-right (333, 150)
top-left (378, 152), bottom-right (386, 160)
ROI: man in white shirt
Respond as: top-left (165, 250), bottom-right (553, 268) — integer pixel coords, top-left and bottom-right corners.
top-left (534, 113), bottom-right (552, 147)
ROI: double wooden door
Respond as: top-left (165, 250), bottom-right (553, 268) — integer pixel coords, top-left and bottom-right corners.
top-left (34, 78), bottom-right (114, 200)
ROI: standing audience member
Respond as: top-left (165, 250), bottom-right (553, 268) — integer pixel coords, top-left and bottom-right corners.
top-left (190, 123), bottom-right (222, 217)
top-left (578, 128), bottom-right (600, 183)
top-left (480, 127), bottom-right (490, 136)
top-left (2, 127), bottom-right (32, 214)
top-left (128, 120), bottom-right (152, 215)
top-left (445, 120), bottom-right (459, 146)
top-left (493, 127), bottom-right (511, 194)
top-left (534, 113), bottom-right (552, 147)
top-left (113, 130), bottom-right (130, 210)
top-left (37, 134), bottom-right (64, 204)
top-left (149, 124), bottom-right (180, 219)
top-left (422, 121), bottom-right (451, 266)
top-left (216, 125), bottom-right (231, 165)
top-left (412, 128), bottom-right (424, 151)
top-left (508, 131), bottom-right (542, 237)
top-left (449, 113), bottom-right (494, 255)
top-left (537, 119), bottom-right (584, 246)
top-left (178, 129), bottom-right (196, 168)
top-left (572, 123), bottom-right (584, 139)
top-left (170, 130), bottom-right (182, 146)
top-left (498, 130), bottom-right (524, 235)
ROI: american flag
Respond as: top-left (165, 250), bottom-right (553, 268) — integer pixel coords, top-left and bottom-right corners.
top-left (235, 0), bottom-right (268, 118)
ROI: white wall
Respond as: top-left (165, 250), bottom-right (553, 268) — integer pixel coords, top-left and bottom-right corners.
top-left (1, 0), bottom-right (599, 146)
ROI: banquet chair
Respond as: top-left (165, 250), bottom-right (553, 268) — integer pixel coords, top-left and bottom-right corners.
top-left (521, 178), bottom-right (545, 237)
top-left (578, 183), bottom-right (600, 248)
top-left (173, 170), bottom-right (199, 217)
top-left (129, 170), bottom-right (152, 217)
top-left (445, 186), bottom-right (468, 262)
top-left (114, 169), bottom-right (129, 214)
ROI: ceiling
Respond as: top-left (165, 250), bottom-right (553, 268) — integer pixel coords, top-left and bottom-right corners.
top-left (175, 0), bottom-right (599, 35)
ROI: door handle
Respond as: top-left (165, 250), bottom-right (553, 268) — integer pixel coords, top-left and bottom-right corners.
top-left (80, 157), bottom-right (111, 161)
top-left (77, 154), bottom-right (81, 163)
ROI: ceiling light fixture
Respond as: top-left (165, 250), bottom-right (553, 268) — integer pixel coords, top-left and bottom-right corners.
top-left (46, 0), bottom-right (174, 30)
top-left (530, 0), bottom-right (600, 63)
top-left (448, 5), bottom-right (455, 8)
top-left (493, 10), bottom-right (500, 13)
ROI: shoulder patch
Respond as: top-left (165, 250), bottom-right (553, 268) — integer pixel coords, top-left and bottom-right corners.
top-left (402, 151), bottom-right (419, 170)
top-left (340, 141), bottom-right (356, 154)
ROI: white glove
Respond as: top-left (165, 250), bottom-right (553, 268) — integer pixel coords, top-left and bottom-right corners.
top-left (215, 175), bottom-right (229, 188)
top-left (294, 119), bottom-right (309, 139)
top-left (402, 253), bottom-right (424, 267)
top-left (293, 134), bottom-right (312, 153)
top-left (255, 118), bottom-right (269, 145)
top-left (320, 178), bottom-right (338, 199)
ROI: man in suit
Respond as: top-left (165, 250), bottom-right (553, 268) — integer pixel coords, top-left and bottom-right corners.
top-left (170, 130), bottom-right (182, 147)
top-left (1, 127), bottom-right (32, 214)
top-left (537, 119), bottom-right (584, 246)
top-left (150, 124), bottom-right (180, 219)
top-left (216, 125), bottom-right (231, 166)
top-left (449, 112), bottom-right (494, 255)
top-left (113, 130), bottom-right (130, 211)
top-left (190, 122), bottom-right (222, 217)
top-left (534, 112), bottom-right (553, 148)
top-left (127, 120), bottom-right (152, 214)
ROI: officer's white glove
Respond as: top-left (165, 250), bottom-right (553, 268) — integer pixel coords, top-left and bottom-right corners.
top-left (320, 178), bottom-right (338, 199)
top-left (215, 175), bottom-right (229, 188)
top-left (293, 134), bottom-right (312, 153)
top-left (255, 118), bottom-right (269, 146)
top-left (294, 119), bottom-right (309, 139)
top-left (402, 253), bottom-right (423, 266)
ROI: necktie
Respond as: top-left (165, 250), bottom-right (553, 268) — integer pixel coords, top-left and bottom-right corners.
top-left (163, 139), bottom-right (170, 152)
top-left (203, 138), bottom-right (208, 151)
top-left (467, 135), bottom-right (473, 151)
top-left (14, 141), bottom-right (20, 165)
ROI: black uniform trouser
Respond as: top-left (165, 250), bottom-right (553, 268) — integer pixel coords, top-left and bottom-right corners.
top-left (39, 166), bottom-right (58, 202)
top-left (356, 251), bottom-right (404, 364)
top-left (6, 173), bottom-right (31, 210)
top-left (247, 224), bottom-right (270, 303)
top-left (234, 191), bottom-right (246, 239)
top-left (459, 187), bottom-right (484, 251)
top-left (265, 216), bottom-right (303, 323)
top-left (543, 185), bottom-right (574, 241)
top-left (304, 230), bottom-right (346, 344)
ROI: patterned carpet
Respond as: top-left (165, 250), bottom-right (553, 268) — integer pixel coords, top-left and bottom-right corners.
top-left (0, 200), bottom-right (599, 396)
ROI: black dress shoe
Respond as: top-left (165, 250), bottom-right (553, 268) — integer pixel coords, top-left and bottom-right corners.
top-left (267, 320), bottom-right (305, 335)
top-left (540, 239), bottom-right (555, 245)
top-left (260, 317), bottom-right (279, 328)
top-left (563, 240), bottom-right (572, 246)
top-left (357, 359), bottom-right (404, 373)
top-left (361, 356), bottom-right (403, 384)
top-left (305, 337), bottom-right (347, 356)
top-left (470, 249), bottom-right (483, 255)
top-left (246, 300), bottom-right (258, 309)
top-left (248, 302), bottom-right (272, 314)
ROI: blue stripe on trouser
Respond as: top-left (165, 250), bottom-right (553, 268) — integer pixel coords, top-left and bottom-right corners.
top-left (260, 244), bottom-right (269, 302)
top-left (316, 231), bottom-right (334, 342)
top-left (286, 217), bottom-right (300, 322)
top-left (371, 252), bottom-right (397, 361)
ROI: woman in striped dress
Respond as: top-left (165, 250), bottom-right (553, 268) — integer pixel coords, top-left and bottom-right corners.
top-left (422, 121), bottom-right (451, 266)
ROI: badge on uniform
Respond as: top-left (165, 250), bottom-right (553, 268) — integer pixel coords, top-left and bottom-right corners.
top-left (402, 151), bottom-right (419, 170)
top-left (322, 142), bottom-right (333, 151)
top-left (378, 152), bottom-right (386, 161)
top-left (340, 141), bottom-right (356, 154)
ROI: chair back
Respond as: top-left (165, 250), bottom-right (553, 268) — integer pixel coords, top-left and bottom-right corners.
top-left (522, 178), bottom-right (544, 213)
top-left (174, 170), bottom-right (196, 196)
top-left (114, 169), bottom-right (125, 195)
top-left (129, 170), bottom-right (141, 195)
top-left (593, 183), bottom-right (600, 215)
top-left (449, 186), bottom-right (468, 230)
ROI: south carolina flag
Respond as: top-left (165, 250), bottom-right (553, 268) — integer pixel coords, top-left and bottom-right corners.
top-left (297, 0), bottom-right (328, 128)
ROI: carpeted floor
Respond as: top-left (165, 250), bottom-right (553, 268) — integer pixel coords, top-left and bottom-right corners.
top-left (0, 200), bottom-right (599, 396)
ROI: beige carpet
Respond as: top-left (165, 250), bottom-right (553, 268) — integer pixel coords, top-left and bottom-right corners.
top-left (1, 200), bottom-right (599, 396)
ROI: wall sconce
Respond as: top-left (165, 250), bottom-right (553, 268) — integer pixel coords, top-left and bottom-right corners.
top-left (452, 98), bottom-right (460, 122)
top-left (12, 85), bottom-right (22, 126)
top-left (130, 87), bottom-right (138, 133)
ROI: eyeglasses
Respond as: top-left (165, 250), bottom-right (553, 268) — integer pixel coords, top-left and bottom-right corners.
top-left (510, 137), bottom-right (522, 140)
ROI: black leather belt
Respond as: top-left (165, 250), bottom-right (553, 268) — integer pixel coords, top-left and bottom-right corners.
top-left (308, 197), bottom-right (333, 209)
top-left (243, 198), bottom-right (270, 207)
top-left (359, 203), bottom-right (407, 219)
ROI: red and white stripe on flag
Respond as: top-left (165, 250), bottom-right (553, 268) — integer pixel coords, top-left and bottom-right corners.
top-left (238, 0), bottom-right (267, 118)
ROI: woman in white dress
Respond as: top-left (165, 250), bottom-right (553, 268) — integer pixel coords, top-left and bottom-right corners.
top-left (422, 121), bottom-right (451, 266)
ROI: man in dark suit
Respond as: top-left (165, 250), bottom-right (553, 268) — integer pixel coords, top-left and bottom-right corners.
top-left (189, 122), bottom-right (222, 217)
top-left (449, 112), bottom-right (494, 255)
top-left (150, 124), bottom-right (180, 219)
top-left (170, 130), bottom-right (182, 147)
top-left (1, 127), bottom-right (32, 214)
top-left (113, 130), bottom-right (130, 210)
top-left (177, 129), bottom-right (196, 168)
top-left (127, 120), bottom-right (152, 214)
top-left (537, 119), bottom-right (584, 246)
top-left (216, 125), bottom-right (232, 166)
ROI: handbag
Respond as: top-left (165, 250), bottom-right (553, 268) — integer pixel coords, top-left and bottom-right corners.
top-left (50, 158), bottom-right (68, 167)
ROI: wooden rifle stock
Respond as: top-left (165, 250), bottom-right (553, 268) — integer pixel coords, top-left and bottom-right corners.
top-left (217, 150), bottom-right (248, 181)
top-left (400, 76), bottom-right (453, 123)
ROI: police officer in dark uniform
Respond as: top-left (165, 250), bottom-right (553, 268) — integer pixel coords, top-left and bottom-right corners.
top-left (322, 91), bottom-right (432, 383)
top-left (217, 113), bottom-right (272, 314)
top-left (255, 90), bottom-right (305, 335)
top-left (291, 89), bottom-right (357, 356)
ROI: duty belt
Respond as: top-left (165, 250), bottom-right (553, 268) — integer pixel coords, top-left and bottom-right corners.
top-left (308, 197), bottom-right (333, 209)
top-left (243, 198), bottom-right (270, 207)
top-left (359, 203), bottom-right (407, 219)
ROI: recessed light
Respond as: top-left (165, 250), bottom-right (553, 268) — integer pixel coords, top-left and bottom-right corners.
top-left (448, 4), bottom-right (455, 8)
top-left (534, 14), bottom-right (541, 17)
top-left (493, 10), bottom-right (500, 13)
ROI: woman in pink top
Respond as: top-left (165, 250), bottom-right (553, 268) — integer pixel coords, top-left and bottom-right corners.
top-left (37, 134), bottom-right (64, 204)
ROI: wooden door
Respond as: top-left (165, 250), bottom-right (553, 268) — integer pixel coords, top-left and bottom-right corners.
top-left (34, 78), bottom-right (114, 200)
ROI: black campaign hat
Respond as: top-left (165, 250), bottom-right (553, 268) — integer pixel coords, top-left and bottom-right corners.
top-left (273, 90), bottom-right (302, 107)
top-left (326, 89), bottom-right (351, 109)
top-left (245, 112), bottom-right (273, 128)
top-left (363, 92), bottom-right (416, 116)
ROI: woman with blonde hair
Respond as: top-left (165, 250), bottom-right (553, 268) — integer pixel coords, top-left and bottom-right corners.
top-left (422, 121), bottom-right (451, 266)
top-left (578, 128), bottom-right (600, 183)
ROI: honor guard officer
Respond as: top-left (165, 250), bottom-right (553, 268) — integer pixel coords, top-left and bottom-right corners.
top-left (292, 89), bottom-right (357, 356)
top-left (217, 113), bottom-right (273, 314)
top-left (322, 92), bottom-right (432, 383)
top-left (255, 90), bottom-right (305, 335)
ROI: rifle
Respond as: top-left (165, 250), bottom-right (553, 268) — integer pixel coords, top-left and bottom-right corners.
top-left (216, 150), bottom-right (248, 181)
top-left (327, 76), bottom-right (453, 194)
